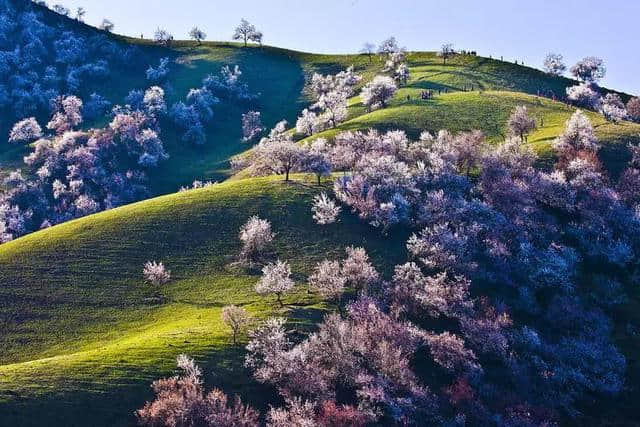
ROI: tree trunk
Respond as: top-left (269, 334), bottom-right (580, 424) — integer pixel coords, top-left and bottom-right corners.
top-left (276, 293), bottom-right (283, 306)
top-left (317, 174), bottom-right (321, 186)
top-left (285, 169), bottom-right (290, 181)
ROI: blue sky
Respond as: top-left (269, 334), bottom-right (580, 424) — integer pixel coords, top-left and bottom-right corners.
top-left (56, 0), bottom-right (639, 94)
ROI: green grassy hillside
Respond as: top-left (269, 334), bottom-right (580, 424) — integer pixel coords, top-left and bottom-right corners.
top-left (142, 47), bottom-right (640, 187)
top-left (0, 175), bottom-right (407, 426)
top-left (4, 6), bottom-right (637, 195)
top-left (301, 89), bottom-right (640, 175)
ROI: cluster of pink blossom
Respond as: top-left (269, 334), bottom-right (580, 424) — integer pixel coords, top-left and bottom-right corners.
top-left (627, 97), bottom-right (640, 123)
top-left (245, 298), bottom-right (431, 424)
top-left (0, 91), bottom-right (168, 242)
top-left (236, 120), bottom-right (304, 181)
top-left (507, 105), bottom-right (537, 140)
top-left (139, 111), bottom-right (637, 424)
top-left (137, 355), bottom-right (260, 426)
top-left (234, 110), bottom-right (635, 424)
top-left (308, 246), bottom-right (379, 300)
top-left (600, 93), bottom-right (628, 123)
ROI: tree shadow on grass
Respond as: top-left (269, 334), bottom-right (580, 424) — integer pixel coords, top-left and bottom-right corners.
top-left (286, 304), bottom-right (329, 328)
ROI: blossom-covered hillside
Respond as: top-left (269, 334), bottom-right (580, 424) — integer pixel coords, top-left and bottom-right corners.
top-left (2, 1), bottom-right (640, 426)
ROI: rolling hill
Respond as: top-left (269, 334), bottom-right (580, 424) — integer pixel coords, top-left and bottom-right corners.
top-left (2, 3), bottom-right (640, 426)
top-left (0, 175), bottom-right (409, 425)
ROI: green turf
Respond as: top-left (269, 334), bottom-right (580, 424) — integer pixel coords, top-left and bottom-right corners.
top-left (0, 175), bottom-right (408, 426)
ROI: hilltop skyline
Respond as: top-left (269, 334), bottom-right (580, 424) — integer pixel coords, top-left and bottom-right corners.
top-left (52, 0), bottom-right (640, 94)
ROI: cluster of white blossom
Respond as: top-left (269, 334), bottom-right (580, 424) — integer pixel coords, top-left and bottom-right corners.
top-left (143, 261), bottom-right (171, 285)
top-left (241, 110), bottom-right (264, 142)
top-left (361, 75), bottom-right (398, 111)
top-left (311, 192), bottom-right (341, 225)
top-left (294, 67), bottom-right (362, 136)
top-left (239, 215), bottom-right (275, 262)
top-left (562, 56), bottom-right (631, 123)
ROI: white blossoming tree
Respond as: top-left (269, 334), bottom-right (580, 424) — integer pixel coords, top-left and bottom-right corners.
top-left (553, 110), bottom-right (599, 155)
top-left (256, 260), bottom-right (295, 306)
top-left (360, 42), bottom-right (376, 62)
top-left (342, 246), bottom-right (379, 290)
top-left (143, 261), bottom-right (171, 285)
top-left (239, 216), bottom-right (274, 263)
top-left (566, 83), bottom-right (601, 108)
top-left (302, 139), bottom-right (332, 185)
top-left (311, 193), bottom-right (341, 225)
top-left (100, 19), bottom-right (114, 32)
top-left (308, 260), bottom-right (345, 300)
top-left (153, 28), bottom-right (173, 46)
top-left (233, 19), bottom-right (262, 47)
top-left (361, 76), bottom-right (397, 111)
top-left (9, 118), bottom-right (42, 144)
top-left (543, 53), bottom-right (566, 76)
top-left (189, 27), bottom-right (207, 45)
top-left (241, 111), bottom-right (264, 142)
top-left (439, 43), bottom-right (455, 64)
top-left (507, 105), bottom-right (537, 141)
top-left (221, 305), bottom-right (251, 345)
top-left (570, 56), bottom-right (606, 84)
top-left (600, 93), bottom-right (628, 123)
top-left (249, 122), bottom-right (304, 181)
